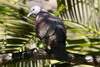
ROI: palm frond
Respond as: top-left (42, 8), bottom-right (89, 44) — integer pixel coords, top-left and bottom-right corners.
top-left (56, 0), bottom-right (100, 55)
top-left (0, 1), bottom-right (36, 53)
top-left (57, 0), bottom-right (100, 31)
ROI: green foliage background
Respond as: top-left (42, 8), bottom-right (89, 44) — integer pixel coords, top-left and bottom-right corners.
top-left (0, 0), bottom-right (100, 67)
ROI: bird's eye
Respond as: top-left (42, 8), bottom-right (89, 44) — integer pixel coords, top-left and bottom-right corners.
top-left (33, 9), bottom-right (35, 11)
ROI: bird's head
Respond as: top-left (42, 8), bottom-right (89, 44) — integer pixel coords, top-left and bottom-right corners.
top-left (27, 6), bottom-right (41, 17)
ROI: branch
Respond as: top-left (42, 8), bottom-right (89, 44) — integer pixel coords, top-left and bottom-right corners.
top-left (0, 48), bottom-right (100, 66)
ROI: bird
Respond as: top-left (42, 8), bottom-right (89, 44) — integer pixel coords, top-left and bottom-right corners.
top-left (27, 6), bottom-right (67, 61)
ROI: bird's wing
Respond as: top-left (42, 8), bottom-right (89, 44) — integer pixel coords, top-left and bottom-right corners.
top-left (35, 15), bottom-right (56, 39)
top-left (35, 13), bottom-right (66, 41)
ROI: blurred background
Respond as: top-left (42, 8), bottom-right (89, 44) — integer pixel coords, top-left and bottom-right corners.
top-left (0, 0), bottom-right (100, 67)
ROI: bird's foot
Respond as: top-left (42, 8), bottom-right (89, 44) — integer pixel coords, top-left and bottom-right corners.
top-left (45, 48), bottom-right (52, 55)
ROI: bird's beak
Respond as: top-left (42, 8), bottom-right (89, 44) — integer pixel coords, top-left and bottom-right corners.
top-left (27, 12), bottom-right (32, 17)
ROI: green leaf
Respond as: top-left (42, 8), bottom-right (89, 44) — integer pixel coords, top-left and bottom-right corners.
top-left (0, 8), bottom-right (11, 13)
top-left (0, 21), bottom-right (3, 24)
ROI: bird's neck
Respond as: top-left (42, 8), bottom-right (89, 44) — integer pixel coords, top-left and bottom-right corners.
top-left (37, 10), bottom-right (50, 16)
top-left (36, 10), bottom-right (49, 21)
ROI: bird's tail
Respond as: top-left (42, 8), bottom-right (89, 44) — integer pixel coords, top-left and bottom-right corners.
top-left (50, 41), bottom-right (67, 61)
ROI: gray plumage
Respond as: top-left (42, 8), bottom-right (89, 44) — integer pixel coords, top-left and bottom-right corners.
top-left (27, 6), bottom-right (67, 61)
